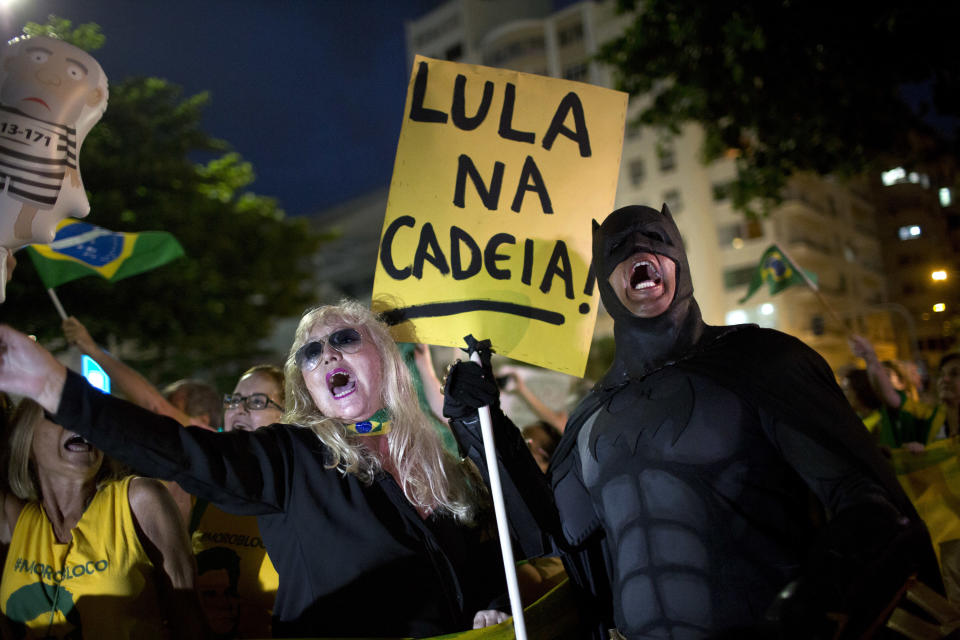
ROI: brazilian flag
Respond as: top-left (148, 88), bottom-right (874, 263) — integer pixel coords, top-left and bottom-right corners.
top-left (738, 243), bottom-right (817, 304)
top-left (25, 219), bottom-right (184, 289)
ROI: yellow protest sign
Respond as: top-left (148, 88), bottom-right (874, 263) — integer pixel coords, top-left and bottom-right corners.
top-left (373, 55), bottom-right (627, 376)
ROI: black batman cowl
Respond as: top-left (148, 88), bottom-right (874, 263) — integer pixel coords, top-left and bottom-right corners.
top-left (593, 204), bottom-right (708, 385)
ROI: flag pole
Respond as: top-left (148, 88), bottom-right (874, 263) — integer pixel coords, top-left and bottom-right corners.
top-left (775, 243), bottom-right (847, 331)
top-left (46, 287), bottom-right (68, 321)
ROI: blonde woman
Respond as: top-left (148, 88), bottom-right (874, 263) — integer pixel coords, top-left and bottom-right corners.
top-left (0, 300), bottom-right (509, 638)
top-left (0, 400), bottom-right (202, 639)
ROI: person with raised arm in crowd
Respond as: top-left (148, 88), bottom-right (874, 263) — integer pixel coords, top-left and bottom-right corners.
top-left (497, 367), bottom-right (569, 435)
top-left (849, 333), bottom-right (947, 451)
top-left (63, 316), bottom-right (220, 431)
top-left (62, 316), bottom-right (218, 526)
top-left (0, 299), bottom-right (513, 638)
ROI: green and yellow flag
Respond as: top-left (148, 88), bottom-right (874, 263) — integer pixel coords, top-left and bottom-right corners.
top-left (890, 438), bottom-right (960, 598)
top-left (26, 219), bottom-right (184, 289)
top-left (738, 243), bottom-right (817, 304)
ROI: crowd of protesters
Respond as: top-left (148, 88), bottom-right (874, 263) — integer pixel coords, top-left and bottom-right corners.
top-left (0, 298), bottom-right (518, 639)
top-left (0, 205), bottom-right (959, 639)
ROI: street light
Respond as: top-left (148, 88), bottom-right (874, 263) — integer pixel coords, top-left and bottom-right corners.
top-left (932, 269), bottom-right (948, 281)
top-left (933, 303), bottom-right (946, 313)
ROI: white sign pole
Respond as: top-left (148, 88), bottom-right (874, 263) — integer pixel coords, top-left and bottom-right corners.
top-left (472, 350), bottom-right (527, 639)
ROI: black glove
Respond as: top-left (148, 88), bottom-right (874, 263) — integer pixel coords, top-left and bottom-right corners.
top-left (442, 336), bottom-right (500, 420)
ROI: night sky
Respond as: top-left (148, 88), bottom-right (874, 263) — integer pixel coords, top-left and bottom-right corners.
top-left (0, 0), bottom-right (443, 218)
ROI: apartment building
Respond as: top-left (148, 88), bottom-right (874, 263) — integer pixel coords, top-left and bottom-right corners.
top-left (404, 0), bottom-right (894, 371)
top-left (870, 168), bottom-right (959, 373)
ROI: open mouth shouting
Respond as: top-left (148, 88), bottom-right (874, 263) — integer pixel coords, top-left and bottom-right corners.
top-left (63, 434), bottom-right (94, 453)
top-left (609, 250), bottom-right (676, 318)
top-left (327, 368), bottom-right (357, 399)
top-left (630, 258), bottom-right (663, 292)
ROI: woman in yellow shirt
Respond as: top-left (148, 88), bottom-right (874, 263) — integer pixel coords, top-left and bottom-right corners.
top-left (0, 399), bottom-right (203, 639)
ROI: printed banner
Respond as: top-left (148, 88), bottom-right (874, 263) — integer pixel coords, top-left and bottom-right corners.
top-left (373, 55), bottom-right (627, 376)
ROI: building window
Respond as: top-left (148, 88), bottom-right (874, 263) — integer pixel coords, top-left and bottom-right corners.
top-left (558, 23), bottom-right (584, 46)
top-left (485, 36), bottom-right (545, 67)
top-left (723, 265), bottom-right (755, 290)
top-left (413, 13), bottom-right (462, 49)
top-left (835, 273), bottom-right (847, 294)
top-left (625, 122), bottom-right (642, 140)
top-left (658, 146), bottom-right (676, 172)
top-left (628, 159), bottom-right (645, 187)
top-left (712, 182), bottom-right (731, 202)
top-left (717, 223), bottom-right (739, 247)
top-left (444, 43), bottom-right (463, 61)
top-left (897, 225), bottom-right (922, 240)
top-left (562, 62), bottom-right (588, 82)
top-left (941, 187), bottom-right (953, 207)
top-left (881, 166), bottom-right (931, 188)
top-left (743, 219), bottom-right (763, 239)
top-left (717, 219), bottom-right (763, 248)
top-left (663, 189), bottom-right (683, 214)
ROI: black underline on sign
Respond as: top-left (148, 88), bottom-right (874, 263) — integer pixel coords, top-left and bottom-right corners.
top-left (381, 300), bottom-right (565, 326)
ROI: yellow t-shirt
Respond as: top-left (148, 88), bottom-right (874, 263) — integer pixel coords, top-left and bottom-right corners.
top-left (191, 500), bottom-right (278, 639)
top-left (0, 476), bottom-right (164, 639)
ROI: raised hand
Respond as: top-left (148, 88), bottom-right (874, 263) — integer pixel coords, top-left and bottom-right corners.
top-left (0, 325), bottom-right (67, 413)
top-left (62, 316), bottom-right (98, 354)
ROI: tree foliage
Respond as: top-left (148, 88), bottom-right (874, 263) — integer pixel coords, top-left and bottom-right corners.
top-left (22, 16), bottom-right (105, 51)
top-left (2, 18), bottom-right (327, 381)
top-left (599, 0), bottom-right (960, 216)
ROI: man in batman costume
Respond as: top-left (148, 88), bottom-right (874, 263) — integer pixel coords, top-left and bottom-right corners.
top-left (443, 204), bottom-right (940, 639)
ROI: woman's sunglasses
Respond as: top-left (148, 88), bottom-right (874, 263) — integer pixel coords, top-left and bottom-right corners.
top-left (295, 328), bottom-right (363, 372)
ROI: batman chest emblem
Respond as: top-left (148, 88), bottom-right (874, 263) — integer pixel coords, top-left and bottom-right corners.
top-left (588, 371), bottom-right (695, 457)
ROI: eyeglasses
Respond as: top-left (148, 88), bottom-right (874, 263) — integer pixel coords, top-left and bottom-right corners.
top-left (295, 327), bottom-right (363, 372)
top-left (223, 393), bottom-right (283, 411)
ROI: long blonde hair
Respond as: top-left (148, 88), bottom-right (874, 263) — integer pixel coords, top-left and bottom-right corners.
top-left (283, 300), bottom-right (487, 523)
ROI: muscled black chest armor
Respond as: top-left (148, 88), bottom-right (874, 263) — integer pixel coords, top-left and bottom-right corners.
top-left (554, 364), bottom-right (825, 638)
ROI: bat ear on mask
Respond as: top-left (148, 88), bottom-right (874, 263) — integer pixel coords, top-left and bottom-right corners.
top-left (660, 203), bottom-right (674, 220)
top-left (592, 219), bottom-right (600, 233)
